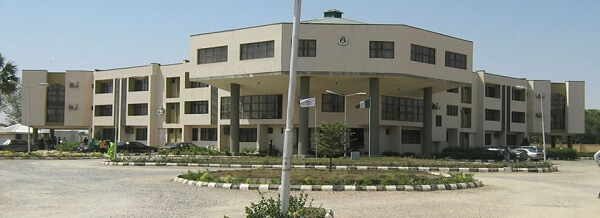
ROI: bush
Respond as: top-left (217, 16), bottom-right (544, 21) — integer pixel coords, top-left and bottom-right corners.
top-left (55, 142), bottom-right (80, 152)
top-left (578, 152), bottom-right (596, 157)
top-left (547, 148), bottom-right (578, 160)
top-left (242, 147), bottom-right (258, 154)
top-left (245, 192), bottom-right (326, 218)
top-left (381, 151), bottom-right (401, 157)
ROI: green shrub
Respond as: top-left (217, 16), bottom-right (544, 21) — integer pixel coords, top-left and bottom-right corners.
top-left (158, 150), bottom-right (169, 155)
top-left (245, 192), bottom-right (326, 218)
top-left (381, 151), bottom-right (401, 157)
top-left (242, 147), bottom-right (258, 154)
top-left (173, 149), bottom-right (181, 155)
top-left (578, 152), bottom-right (596, 157)
top-left (55, 142), bottom-right (80, 152)
top-left (435, 147), bottom-right (503, 160)
top-left (547, 148), bottom-right (578, 160)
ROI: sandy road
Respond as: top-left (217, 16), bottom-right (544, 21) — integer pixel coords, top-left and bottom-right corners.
top-left (0, 159), bottom-right (598, 218)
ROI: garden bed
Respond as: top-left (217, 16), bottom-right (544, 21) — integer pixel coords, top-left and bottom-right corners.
top-left (0, 150), bottom-right (104, 158)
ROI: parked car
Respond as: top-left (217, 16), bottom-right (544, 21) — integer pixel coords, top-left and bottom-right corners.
top-left (0, 139), bottom-right (33, 152)
top-left (116, 141), bottom-right (158, 153)
top-left (159, 142), bottom-right (200, 151)
top-left (510, 149), bottom-right (529, 161)
top-left (515, 147), bottom-right (543, 161)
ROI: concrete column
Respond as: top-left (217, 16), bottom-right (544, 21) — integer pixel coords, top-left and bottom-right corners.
top-left (230, 83), bottom-right (240, 154)
top-left (298, 76), bottom-right (310, 156)
top-left (551, 136), bottom-right (556, 148)
top-left (33, 128), bottom-right (39, 141)
top-left (422, 87), bottom-right (433, 157)
top-left (50, 129), bottom-right (55, 138)
top-left (369, 78), bottom-right (380, 156)
top-left (567, 135), bottom-right (573, 149)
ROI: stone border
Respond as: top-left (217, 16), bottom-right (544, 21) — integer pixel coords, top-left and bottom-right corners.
top-left (102, 161), bottom-right (558, 173)
top-left (173, 177), bottom-right (484, 191)
top-left (0, 156), bottom-right (104, 160)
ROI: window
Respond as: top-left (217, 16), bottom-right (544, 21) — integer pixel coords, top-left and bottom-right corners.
top-left (447, 88), bottom-right (459, 93)
top-left (461, 87), bottom-right (472, 104)
top-left (166, 77), bottom-right (180, 98)
top-left (381, 96), bottom-right (423, 122)
top-left (411, 44), bottom-right (435, 64)
top-left (130, 77), bottom-right (148, 91)
top-left (95, 105), bottom-right (112, 116)
top-left (102, 128), bottom-right (115, 141)
top-left (445, 51), bottom-right (467, 69)
top-left (485, 84), bottom-right (500, 98)
top-left (485, 109), bottom-right (501, 121)
top-left (96, 80), bottom-right (113, 94)
top-left (512, 111), bottom-right (526, 123)
top-left (461, 107), bottom-right (472, 128)
top-left (507, 134), bottom-right (517, 146)
top-left (221, 95), bottom-right (283, 119)
top-left (192, 128), bottom-right (199, 141)
top-left (436, 116), bottom-right (442, 127)
top-left (512, 89), bottom-right (525, 101)
top-left (240, 41), bottom-right (274, 60)
top-left (129, 104), bottom-right (148, 116)
top-left (485, 133), bottom-right (492, 145)
top-left (369, 41), bottom-right (394, 58)
top-left (298, 40), bottom-right (316, 57)
top-left (551, 93), bottom-right (566, 130)
top-left (401, 130), bottom-right (421, 144)
top-left (186, 101), bottom-right (209, 114)
top-left (240, 128), bottom-right (257, 142)
top-left (198, 46), bottom-right (228, 64)
top-left (200, 128), bottom-right (217, 141)
top-left (268, 127), bottom-right (273, 134)
top-left (46, 84), bottom-right (65, 123)
top-left (135, 128), bottom-right (147, 140)
top-left (185, 72), bottom-right (210, 88)
top-left (322, 94), bottom-right (345, 113)
top-left (447, 105), bottom-right (458, 116)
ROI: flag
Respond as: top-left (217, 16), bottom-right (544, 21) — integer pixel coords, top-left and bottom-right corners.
top-left (300, 97), bottom-right (316, 107)
top-left (355, 99), bottom-right (370, 109)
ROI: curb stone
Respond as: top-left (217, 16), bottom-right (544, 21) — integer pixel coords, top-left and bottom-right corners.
top-left (172, 176), bottom-right (484, 192)
top-left (103, 161), bottom-right (558, 173)
top-left (0, 156), bottom-right (104, 160)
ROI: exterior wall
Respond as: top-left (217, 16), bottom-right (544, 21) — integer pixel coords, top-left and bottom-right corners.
top-left (565, 81), bottom-right (585, 134)
top-left (21, 70), bottom-right (48, 127)
top-left (64, 71), bottom-right (93, 128)
top-left (528, 81), bottom-right (552, 135)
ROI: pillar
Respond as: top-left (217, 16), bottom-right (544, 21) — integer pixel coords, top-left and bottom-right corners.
top-left (50, 129), bottom-right (55, 138)
top-left (369, 78), bottom-right (380, 156)
top-left (422, 87), bottom-right (433, 157)
top-left (551, 136), bottom-right (556, 148)
top-left (298, 76), bottom-right (310, 156)
top-left (567, 135), bottom-right (573, 149)
top-left (33, 128), bottom-right (39, 141)
top-left (230, 83), bottom-right (240, 154)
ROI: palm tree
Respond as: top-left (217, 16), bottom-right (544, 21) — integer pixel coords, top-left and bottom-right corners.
top-left (0, 53), bottom-right (19, 95)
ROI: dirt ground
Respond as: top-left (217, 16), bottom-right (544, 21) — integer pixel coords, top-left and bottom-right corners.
top-left (0, 159), bottom-right (598, 218)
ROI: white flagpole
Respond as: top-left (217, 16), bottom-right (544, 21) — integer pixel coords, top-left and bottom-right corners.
top-left (280, 0), bottom-right (301, 213)
top-left (368, 98), bottom-right (371, 157)
top-left (314, 105), bottom-right (317, 157)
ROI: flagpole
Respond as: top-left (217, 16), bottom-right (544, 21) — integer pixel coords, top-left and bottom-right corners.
top-left (314, 105), bottom-right (317, 157)
top-left (368, 97), bottom-right (371, 157)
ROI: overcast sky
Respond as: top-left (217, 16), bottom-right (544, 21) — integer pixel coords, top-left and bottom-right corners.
top-left (1, 0), bottom-right (599, 123)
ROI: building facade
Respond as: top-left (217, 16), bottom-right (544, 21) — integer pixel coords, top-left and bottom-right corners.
top-left (21, 10), bottom-right (585, 156)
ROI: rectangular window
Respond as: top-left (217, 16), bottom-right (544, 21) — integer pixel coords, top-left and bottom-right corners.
top-left (461, 87), bottom-right (472, 104)
top-left (411, 44), bottom-right (436, 64)
top-left (445, 51), bottom-right (467, 69)
top-left (129, 104), bottom-right (148, 116)
top-left (135, 128), bottom-right (147, 140)
top-left (97, 80), bottom-right (113, 94)
top-left (485, 109), bottom-right (501, 121)
top-left (102, 128), bottom-right (115, 141)
top-left (221, 95), bottom-right (283, 119)
top-left (192, 128), bottom-right (199, 141)
top-left (130, 77), bottom-right (149, 92)
top-left (401, 130), bottom-right (421, 144)
top-left (485, 133), bottom-right (492, 145)
top-left (436, 115), bottom-right (442, 127)
top-left (381, 96), bottom-right (424, 122)
top-left (240, 128), bottom-right (257, 142)
top-left (322, 94), bottom-right (345, 113)
top-left (447, 105), bottom-right (458, 116)
top-left (186, 101), bottom-right (209, 114)
top-left (447, 88), bottom-right (459, 93)
top-left (220, 97), bottom-right (230, 119)
top-left (240, 41), bottom-right (274, 60)
top-left (95, 105), bottom-right (112, 117)
top-left (507, 134), bottom-right (517, 146)
top-left (369, 41), bottom-right (394, 58)
top-left (190, 81), bottom-right (209, 88)
top-left (198, 46), bottom-right (228, 64)
top-left (200, 128), bottom-right (217, 141)
top-left (512, 111), bottom-right (526, 123)
top-left (512, 89), bottom-right (525, 101)
top-left (485, 84), bottom-right (500, 98)
top-left (461, 107), bottom-right (472, 128)
top-left (298, 40), bottom-right (316, 57)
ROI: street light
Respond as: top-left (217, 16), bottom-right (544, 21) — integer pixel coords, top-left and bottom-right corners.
top-left (24, 82), bottom-right (49, 153)
top-left (325, 90), bottom-right (367, 157)
top-left (515, 85), bottom-right (547, 161)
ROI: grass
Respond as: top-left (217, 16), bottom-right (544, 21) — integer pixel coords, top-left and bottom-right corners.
top-left (0, 150), bottom-right (104, 158)
top-left (180, 168), bottom-right (475, 186)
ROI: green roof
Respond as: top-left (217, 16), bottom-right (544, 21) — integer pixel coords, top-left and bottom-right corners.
top-left (302, 9), bottom-right (367, 25)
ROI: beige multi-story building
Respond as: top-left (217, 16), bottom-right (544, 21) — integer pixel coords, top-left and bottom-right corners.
top-left (21, 9), bottom-right (585, 155)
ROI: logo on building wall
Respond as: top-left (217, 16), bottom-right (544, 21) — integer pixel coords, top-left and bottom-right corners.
top-left (338, 36), bottom-right (348, 46)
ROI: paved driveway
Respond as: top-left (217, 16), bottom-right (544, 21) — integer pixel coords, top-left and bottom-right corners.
top-left (0, 159), bottom-right (598, 218)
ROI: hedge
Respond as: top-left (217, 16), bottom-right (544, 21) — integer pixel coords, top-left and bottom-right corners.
top-left (547, 148), bottom-right (578, 160)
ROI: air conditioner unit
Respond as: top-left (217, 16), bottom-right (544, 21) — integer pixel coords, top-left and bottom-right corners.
top-left (432, 103), bottom-right (441, 110)
top-left (125, 127), bottom-right (134, 134)
top-left (535, 92), bottom-right (543, 99)
top-left (157, 107), bottom-right (165, 115)
top-left (68, 104), bottom-right (78, 110)
top-left (69, 81), bottom-right (79, 88)
top-left (535, 112), bottom-right (543, 118)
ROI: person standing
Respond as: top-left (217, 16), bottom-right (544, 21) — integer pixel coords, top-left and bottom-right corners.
top-left (595, 149), bottom-right (600, 199)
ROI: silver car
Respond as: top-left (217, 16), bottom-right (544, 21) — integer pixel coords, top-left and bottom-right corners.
top-left (515, 147), bottom-right (543, 161)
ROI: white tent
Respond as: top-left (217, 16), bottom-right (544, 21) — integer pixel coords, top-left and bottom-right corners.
top-left (0, 124), bottom-right (33, 134)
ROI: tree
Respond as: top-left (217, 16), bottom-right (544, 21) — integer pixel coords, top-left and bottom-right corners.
top-left (0, 85), bottom-right (22, 125)
top-left (315, 122), bottom-right (350, 172)
top-left (573, 109), bottom-right (600, 144)
top-left (0, 53), bottom-right (19, 96)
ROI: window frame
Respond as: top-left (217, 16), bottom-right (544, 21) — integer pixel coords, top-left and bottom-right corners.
top-left (369, 41), bottom-right (394, 59)
top-left (298, 39), bottom-right (316, 57)
top-left (240, 41), bottom-right (275, 60)
top-left (445, 51), bottom-right (467, 69)
top-left (197, 46), bottom-right (228, 64)
top-left (410, 44), bottom-right (436, 64)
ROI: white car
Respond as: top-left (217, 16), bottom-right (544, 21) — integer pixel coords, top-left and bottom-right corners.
top-left (515, 148), bottom-right (543, 161)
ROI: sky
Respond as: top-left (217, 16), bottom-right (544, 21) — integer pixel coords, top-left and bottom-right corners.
top-left (1, 0), bottom-right (599, 121)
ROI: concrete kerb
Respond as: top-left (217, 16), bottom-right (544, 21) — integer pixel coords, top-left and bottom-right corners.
top-left (0, 156), bottom-right (104, 160)
top-left (172, 176), bottom-right (484, 192)
top-left (101, 161), bottom-right (558, 173)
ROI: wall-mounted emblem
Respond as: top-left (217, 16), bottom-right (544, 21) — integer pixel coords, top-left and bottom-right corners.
top-left (338, 36), bottom-right (348, 46)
